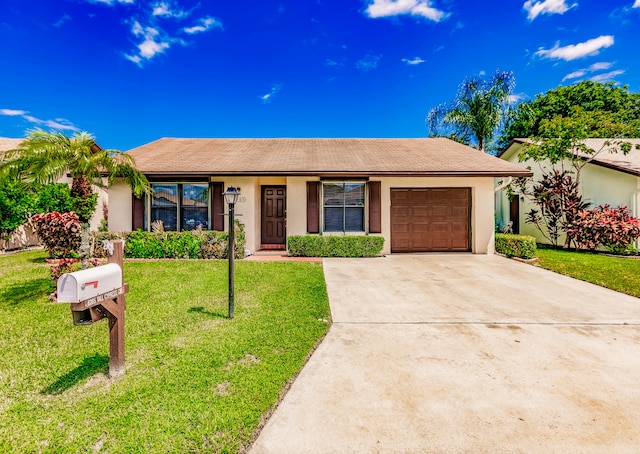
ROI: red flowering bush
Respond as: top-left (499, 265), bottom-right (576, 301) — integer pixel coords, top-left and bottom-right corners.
top-left (565, 205), bottom-right (640, 254)
top-left (31, 212), bottom-right (81, 258)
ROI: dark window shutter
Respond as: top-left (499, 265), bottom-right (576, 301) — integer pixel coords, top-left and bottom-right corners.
top-left (132, 195), bottom-right (145, 230)
top-left (211, 182), bottom-right (225, 231)
top-left (368, 181), bottom-right (381, 234)
top-left (307, 181), bottom-right (320, 234)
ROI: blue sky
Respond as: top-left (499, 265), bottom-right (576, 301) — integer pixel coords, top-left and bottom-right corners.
top-left (1, 0), bottom-right (639, 151)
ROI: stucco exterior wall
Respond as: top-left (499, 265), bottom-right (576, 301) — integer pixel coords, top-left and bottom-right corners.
top-left (283, 177), bottom-right (311, 239)
top-left (108, 175), bottom-right (498, 255)
top-left (377, 176), bottom-right (495, 255)
top-left (108, 179), bottom-right (133, 232)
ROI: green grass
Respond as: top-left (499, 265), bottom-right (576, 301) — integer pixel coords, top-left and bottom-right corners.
top-left (0, 251), bottom-right (330, 453)
top-left (536, 248), bottom-right (640, 298)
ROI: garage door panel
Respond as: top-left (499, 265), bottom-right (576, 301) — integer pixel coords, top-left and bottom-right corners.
top-left (411, 206), bottom-right (431, 217)
top-left (391, 188), bottom-right (470, 253)
top-left (392, 223), bottom-right (410, 233)
top-left (431, 205), bottom-right (449, 217)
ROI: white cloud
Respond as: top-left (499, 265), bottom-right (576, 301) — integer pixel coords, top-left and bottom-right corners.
top-left (365, 0), bottom-right (448, 22)
top-left (54, 14), bottom-right (71, 27)
top-left (125, 21), bottom-right (171, 64)
top-left (83, 0), bottom-right (134, 5)
top-left (562, 61), bottom-right (619, 82)
top-left (183, 16), bottom-right (222, 34)
top-left (562, 70), bottom-right (586, 81)
top-left (0, 109), bottom-right (27, 116)
top-left (2, 109), bottom-right (79, 131)
top-left (508, 94), bottom-right (526, 104)
top-left (261, 84), bottom-right (283, 104)
top-left (536, 35), bottom-right (614, 61)
top-left (523, 0), bottom-right (576, 20)
top-left (401, 56), bottom-right (425, 65)
top-left (634, 0), bottom-right (640, 7)
top-left (86, 0), bottom-right (223, 66)
top-left (590, 70), bottom-right (625, 82)
top-left (356, 54), bottom-right (382, 71)
top-left (152, 1), bottom-right (188, 18)
top-left (589, 61), bottom-right (613, 71)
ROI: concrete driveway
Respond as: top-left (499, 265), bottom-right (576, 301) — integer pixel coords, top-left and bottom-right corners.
top-left (249, 254), bottom-right (640, 453)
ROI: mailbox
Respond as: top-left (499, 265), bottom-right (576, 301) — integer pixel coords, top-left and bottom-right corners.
top-left (71, 306), bottom-right (107, 326)
top-left (57, 263), bottom-right (123, 304)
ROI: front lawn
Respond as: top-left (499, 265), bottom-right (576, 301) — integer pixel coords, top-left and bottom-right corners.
top-left (536, 248), bottom-right (640, 298)
top-left (0, 250), bottom-right (330, 453)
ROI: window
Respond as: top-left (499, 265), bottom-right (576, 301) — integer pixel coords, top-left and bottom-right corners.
top-left (150, 183), bottom-right (210, 231)
top-left (323, 182), bottom-right (365, 232)
top-left (151, 184), bottom-right (178, 231)
top-left (182, 184), bottom-right (209, 230)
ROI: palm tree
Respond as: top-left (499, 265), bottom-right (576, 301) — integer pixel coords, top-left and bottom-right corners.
top-left (427, 70), bottom-right (515, 153)
top-left (0, 129), bottom-right (150, 268)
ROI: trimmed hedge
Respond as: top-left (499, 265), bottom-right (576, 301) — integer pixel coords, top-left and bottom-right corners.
top-left (287, 235), bottom-right (384, 257)
top-left (92, 222), bottom-right (246, 259)
top-left (495, 233), bottom-right (537, 259)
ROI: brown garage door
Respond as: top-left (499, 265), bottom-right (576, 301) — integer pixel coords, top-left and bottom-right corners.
top-left (391, 188), bottom-right (470, 252)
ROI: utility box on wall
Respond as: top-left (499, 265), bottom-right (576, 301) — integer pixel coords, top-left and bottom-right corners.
top-left (57, 263), bottom-right (122, 304)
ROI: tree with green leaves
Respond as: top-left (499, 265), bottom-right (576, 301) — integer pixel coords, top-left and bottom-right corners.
top-left (0, 182), bottom-right (73, 245)
top-left (427, 70), bottom-right (516, 153)
top-left (505, 81), bottom-right (640, 248)
top-left (0, 181), bottom-right (34, 242)
top-left (0, 129), bottom-right (150, 268)
top-left (501, 80), bottom-right (640, 145)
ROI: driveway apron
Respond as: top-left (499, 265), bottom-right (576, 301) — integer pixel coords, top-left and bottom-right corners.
top-left (249, 254), bottom-right (640, 453)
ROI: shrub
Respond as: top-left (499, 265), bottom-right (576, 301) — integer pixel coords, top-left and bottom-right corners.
top-left (565, 205), bottom-right (640, 254)
top-left (495, 233), bottom-right (537, 259)
top-left (31, 212), bottom-right (81, 258)
top-left (33, 183), bottom-right (73, 214)
top-left (287, 235), bottom-right (385, 257)
top-left (92, 222), bottom-right (246, 260)
top-left (0, 181), bottom-right (34, 240)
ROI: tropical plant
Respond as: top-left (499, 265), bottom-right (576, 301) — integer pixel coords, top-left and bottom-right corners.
top-left (427, 70), bottom-right (515, 153)
top-left (0, 129), bottom-right (150, 268)
top-left (565, 205), bottom-right (640, 254)
top-left (31, 211), bottom-right (81, 259)
top-left (515, 170), bottom-right (589, 247)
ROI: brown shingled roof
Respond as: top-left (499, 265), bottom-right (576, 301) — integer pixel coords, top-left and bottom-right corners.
top-left (127, 138), bottom-right (532, 177)
top-left (503, 138), bottom-right (640, 177)
top-left (0, 138), bottom-right (24, 152)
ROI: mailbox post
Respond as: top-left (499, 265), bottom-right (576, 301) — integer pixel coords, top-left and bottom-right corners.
top-left (57, 240), bottom-right (128, 378)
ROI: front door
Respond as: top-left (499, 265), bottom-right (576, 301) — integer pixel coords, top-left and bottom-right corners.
top-left (261, 186), bottom-right (286, 245)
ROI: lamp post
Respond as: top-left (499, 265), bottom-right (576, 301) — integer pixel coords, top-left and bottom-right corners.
top-left (223, 186), bottom-right (240, 319)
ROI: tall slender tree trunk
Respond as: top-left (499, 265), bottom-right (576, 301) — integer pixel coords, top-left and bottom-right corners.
top-left (79, 222), bottom-right (91, 270)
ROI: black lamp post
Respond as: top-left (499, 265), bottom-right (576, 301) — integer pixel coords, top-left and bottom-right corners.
top-left (223, 186), bottom-right (240, 319)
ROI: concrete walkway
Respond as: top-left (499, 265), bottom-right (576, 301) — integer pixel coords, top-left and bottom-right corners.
top-left (249, 254), bottom-right (640, 453)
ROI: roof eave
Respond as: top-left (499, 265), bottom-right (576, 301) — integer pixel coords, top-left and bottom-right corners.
top-left (139, 170), bottom-right (534, 178)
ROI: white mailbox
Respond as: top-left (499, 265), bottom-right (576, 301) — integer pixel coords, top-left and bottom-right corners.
top-left (57, 263), bottom-right (123, 304)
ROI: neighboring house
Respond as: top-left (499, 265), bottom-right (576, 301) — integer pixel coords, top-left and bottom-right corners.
top-left (0, 137), bottom-right (108, 251)
top-left (496, 138), bottom-right (640, 245)
top-left (109, 138), bottom-right (531, 255)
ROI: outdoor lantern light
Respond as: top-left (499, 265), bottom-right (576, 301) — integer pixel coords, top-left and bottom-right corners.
top-left (223, 186), bottom-right (240, 319)
top-left (223, 186), bottom-right (240, 205)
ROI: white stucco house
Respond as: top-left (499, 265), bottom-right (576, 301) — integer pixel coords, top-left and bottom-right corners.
top-left (496, 138), bottom-right (640, 245)
top-left (0, 137), bottom-right (108, 251)
top-left (108, 138), bottom-right (531, 256)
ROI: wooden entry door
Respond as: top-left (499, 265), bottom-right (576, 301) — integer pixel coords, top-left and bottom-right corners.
top-left (261, 186), bottom-right (286, 245)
